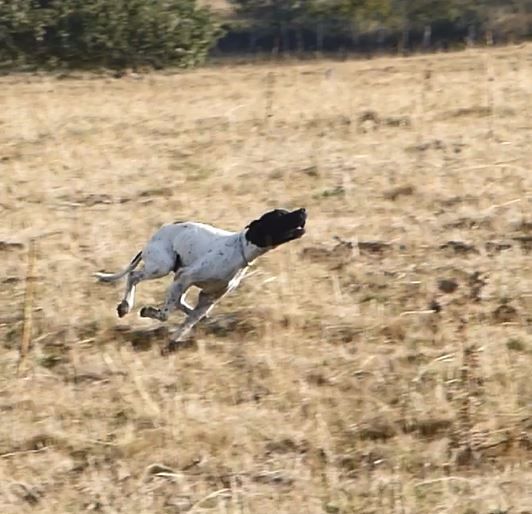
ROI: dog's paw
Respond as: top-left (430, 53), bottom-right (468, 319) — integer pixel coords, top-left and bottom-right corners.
top-left (139, 306), bottom-right (155, 318)
top-left (140, 305), bottom-right (167, 321)
top-left (117, 301), bottom-right (129, 318)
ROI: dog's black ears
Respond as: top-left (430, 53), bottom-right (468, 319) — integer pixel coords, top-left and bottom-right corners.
top-left (245, 219), bottom-right (259, 230)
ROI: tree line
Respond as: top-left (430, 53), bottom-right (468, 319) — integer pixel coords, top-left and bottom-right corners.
top-left (221, 0), bottom-right (531, 55)
top-left (0, 0), bottom-right (530, 70)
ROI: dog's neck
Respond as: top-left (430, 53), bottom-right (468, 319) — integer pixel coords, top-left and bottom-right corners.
top-left (239, 231), bottom-right (267, 266)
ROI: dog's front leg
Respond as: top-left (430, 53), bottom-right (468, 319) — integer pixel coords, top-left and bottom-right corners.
top-left (167, 291), bottom-right (217, 346)
top-left (177, 295), bottom-right (194, 316)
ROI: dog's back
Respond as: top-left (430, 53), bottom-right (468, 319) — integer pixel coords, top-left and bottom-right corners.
top-left (146, 222), bottom-right (235, 269)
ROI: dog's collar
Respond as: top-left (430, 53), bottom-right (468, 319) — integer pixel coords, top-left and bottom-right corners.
top-left (239, 232), bottom-right (251, 267)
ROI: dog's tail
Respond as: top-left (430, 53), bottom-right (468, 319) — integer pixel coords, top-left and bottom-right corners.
top-left (94, 251), bottom-right (142, 283)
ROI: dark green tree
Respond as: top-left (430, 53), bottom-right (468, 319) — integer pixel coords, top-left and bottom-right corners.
top-left (228, 0), bottom-right (390, 52)
top-left (384, 0), bottom-right (483, 49)
top-left (0, 0), bottom-right (222, 69)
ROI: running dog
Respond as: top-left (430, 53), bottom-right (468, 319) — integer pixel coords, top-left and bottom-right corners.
top-left (95, 208), bottom-right (307, 344)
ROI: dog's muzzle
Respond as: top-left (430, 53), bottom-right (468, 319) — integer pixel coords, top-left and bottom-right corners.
top-left (286, 208), bottom-right (307, 240)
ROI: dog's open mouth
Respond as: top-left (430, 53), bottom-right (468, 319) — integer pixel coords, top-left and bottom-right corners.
top-left (286, 212), bottom-right (307, 240)
top-left (289, 225), bottom-right (305, 239)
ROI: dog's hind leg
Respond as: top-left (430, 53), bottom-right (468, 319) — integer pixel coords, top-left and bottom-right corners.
top-left (117, 270), bottom-right (144, 318)
top-left (116, 270), bottom-right (141, 318)
top-left (139, 271), bottom-right (193, 322)
top-left (119, 246), bottom-right (177, 318)
top-left (117, 267), bottom-right (168, 318)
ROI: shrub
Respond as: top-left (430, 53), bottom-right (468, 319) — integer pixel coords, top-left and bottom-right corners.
top-left (0, 0), bottom-right (222, 69)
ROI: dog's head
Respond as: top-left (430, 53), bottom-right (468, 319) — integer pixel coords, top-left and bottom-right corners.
top-left (245, 208), bottom-right (307, 248)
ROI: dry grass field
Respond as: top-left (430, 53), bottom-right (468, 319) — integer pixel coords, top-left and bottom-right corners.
top-left (199, 0), bottom-right (232, 15)
top-left (1, 44), bottom-right (531, 513)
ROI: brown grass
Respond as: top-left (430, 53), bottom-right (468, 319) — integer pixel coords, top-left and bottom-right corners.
top-left (198, 0), bottom-right (232, 15)
top-left (1, 45), bottom-right (531, 513)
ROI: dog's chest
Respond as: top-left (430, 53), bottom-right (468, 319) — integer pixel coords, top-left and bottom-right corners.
top-left (194, 268), bottom-right (247, 295)
top-left (192, 246), bottom-right (246, 283)
top-left (190, 254), bottom-right (247, 295)
top-left (168, 223), bottom-right (246, 284)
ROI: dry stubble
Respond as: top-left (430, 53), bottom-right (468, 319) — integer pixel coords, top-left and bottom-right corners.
top-left (0, 45), bottom-right (531, 513)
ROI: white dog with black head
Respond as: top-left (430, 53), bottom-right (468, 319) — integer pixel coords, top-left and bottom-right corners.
top-left (95, 208), bottom-right (307, 346)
